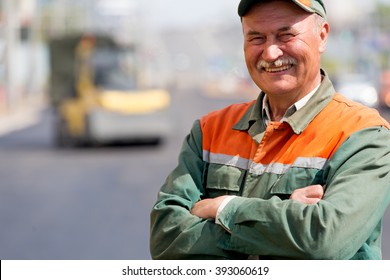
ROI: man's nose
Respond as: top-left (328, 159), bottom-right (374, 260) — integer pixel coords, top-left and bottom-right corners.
top-left (262, 41), bottom-right (283, 62)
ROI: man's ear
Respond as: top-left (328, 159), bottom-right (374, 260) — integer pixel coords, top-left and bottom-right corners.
top-left (319, 21), bottom-right (330, 53)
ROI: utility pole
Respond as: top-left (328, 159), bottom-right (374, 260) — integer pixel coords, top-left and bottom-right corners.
top-left (3, 0), bottom-right (19, 110)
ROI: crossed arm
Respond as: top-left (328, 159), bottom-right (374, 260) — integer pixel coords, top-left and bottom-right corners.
top-left (191, 184), bottom-right (325, 220)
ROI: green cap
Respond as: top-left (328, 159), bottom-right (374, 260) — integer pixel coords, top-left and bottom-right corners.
top-left (238, 0), bottom-right (327, 19)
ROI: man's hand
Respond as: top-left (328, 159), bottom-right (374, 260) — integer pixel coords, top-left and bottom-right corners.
top-left (289, 184), bottom-right (325, 204)
top-left (191, 195), bottom-right (228, 219)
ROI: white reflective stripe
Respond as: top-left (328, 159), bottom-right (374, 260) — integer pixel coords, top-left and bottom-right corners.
top-left (203, 151), bottom-right (327, 175)
top-left (203, 151), bottom-right (250, 170)
top-left (249, 157), bottom-right (327, 175)
top-left (250, 162), bottom-right (290, 175)
top-left (292, 157), bottom-right (327, 169)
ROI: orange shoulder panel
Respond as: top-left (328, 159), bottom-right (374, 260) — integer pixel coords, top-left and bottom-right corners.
top-left (200, 101), bottom-right (257, 159)
top-left (200, 94), bottom-right (390, 165)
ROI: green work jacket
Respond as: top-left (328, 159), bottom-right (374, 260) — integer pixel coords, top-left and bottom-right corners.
top-left (150, 72), bottom-right (390, 260)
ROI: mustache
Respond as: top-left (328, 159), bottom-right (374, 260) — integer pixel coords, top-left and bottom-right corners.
top-left (256, 57), bottom-right (297, 70)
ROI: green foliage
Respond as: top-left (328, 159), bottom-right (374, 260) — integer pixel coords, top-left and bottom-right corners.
top-left (374, 3), bottom-right (390, 32)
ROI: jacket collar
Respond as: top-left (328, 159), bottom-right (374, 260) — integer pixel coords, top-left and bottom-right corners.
top-left (233, 69), bottom-right (335, 135)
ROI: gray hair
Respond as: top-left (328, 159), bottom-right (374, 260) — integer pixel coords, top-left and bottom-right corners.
top-left (313, 14), bottom-right (326, 34)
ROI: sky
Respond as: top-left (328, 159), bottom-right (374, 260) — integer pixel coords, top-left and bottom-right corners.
top-left (136, 0), bottom-right (390, 30)
top-left (139, 0), bottom-right (241, 30)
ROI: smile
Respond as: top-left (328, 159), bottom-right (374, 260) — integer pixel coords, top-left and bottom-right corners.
top-left (257, 58), bottom-right (297, 73)
top-left (263, 64), bottom-right (293, 73)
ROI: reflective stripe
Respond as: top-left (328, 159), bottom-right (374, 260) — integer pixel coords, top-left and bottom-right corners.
top-left (203, 151), bottom-right (250, 170)
top-left (250, 162), bottom-right (290, 175)
top-left (292, 157), bottom-right (327, 169)
top-left (203, 150), bottom-right (327, 175)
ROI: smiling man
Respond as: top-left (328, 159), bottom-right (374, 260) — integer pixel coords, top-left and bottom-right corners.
top-left (242, 0), bottom-right (328, 121)
top-left (150, 0), bottom-right (390, 260)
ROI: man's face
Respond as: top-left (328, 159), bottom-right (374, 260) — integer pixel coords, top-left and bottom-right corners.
top-left (242, 1), bottom-right (329, 101)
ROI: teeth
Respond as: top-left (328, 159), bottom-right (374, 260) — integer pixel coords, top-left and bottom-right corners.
top-left (257, 57), bottom-right (297, 73)
top-left (274, 60), bottom-right (283, 67)
top-left (264, 65), bottom-right (291, 73)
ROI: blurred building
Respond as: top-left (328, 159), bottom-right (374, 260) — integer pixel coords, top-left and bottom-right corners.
top-left (0, 0), bottom-right (46, 115)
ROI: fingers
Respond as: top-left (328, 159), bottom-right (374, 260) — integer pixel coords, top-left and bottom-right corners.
top-left (191, 196), bottom-right (228, 219)
top-left (289, 184), bottom-right (324, 205)
top-left (191, 198), bottom-right (214, 219)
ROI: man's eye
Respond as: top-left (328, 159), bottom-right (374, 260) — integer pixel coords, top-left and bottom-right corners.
top-left (279, 34), bottom-right (294, 42)
top-left (248, 37), bottom-right (265, 44)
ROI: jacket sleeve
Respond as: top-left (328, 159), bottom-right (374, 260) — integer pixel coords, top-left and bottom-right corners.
top-left (216, 126), bottom-right (390, 259)
top-left (150, 120), bottom-right (246, 259)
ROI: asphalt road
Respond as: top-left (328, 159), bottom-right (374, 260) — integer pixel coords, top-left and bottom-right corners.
top-left (0, 89), bottom-right (390, 260)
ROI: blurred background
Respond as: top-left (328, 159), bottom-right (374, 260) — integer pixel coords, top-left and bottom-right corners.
top-left (0, 0), bottom-right (390, 260)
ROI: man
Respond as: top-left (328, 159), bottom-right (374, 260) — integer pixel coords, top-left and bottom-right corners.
top-left (150, 0), bottom-right (390, 259)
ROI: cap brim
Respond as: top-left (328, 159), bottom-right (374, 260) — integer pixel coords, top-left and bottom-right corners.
top-left (238, 0), bottom-right (326, 18)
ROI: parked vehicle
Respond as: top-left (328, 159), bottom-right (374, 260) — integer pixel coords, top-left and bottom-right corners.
top-left (336, 74), bottom-right (378, 108)
top-left (48, 34), bottom-right (173, 147)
